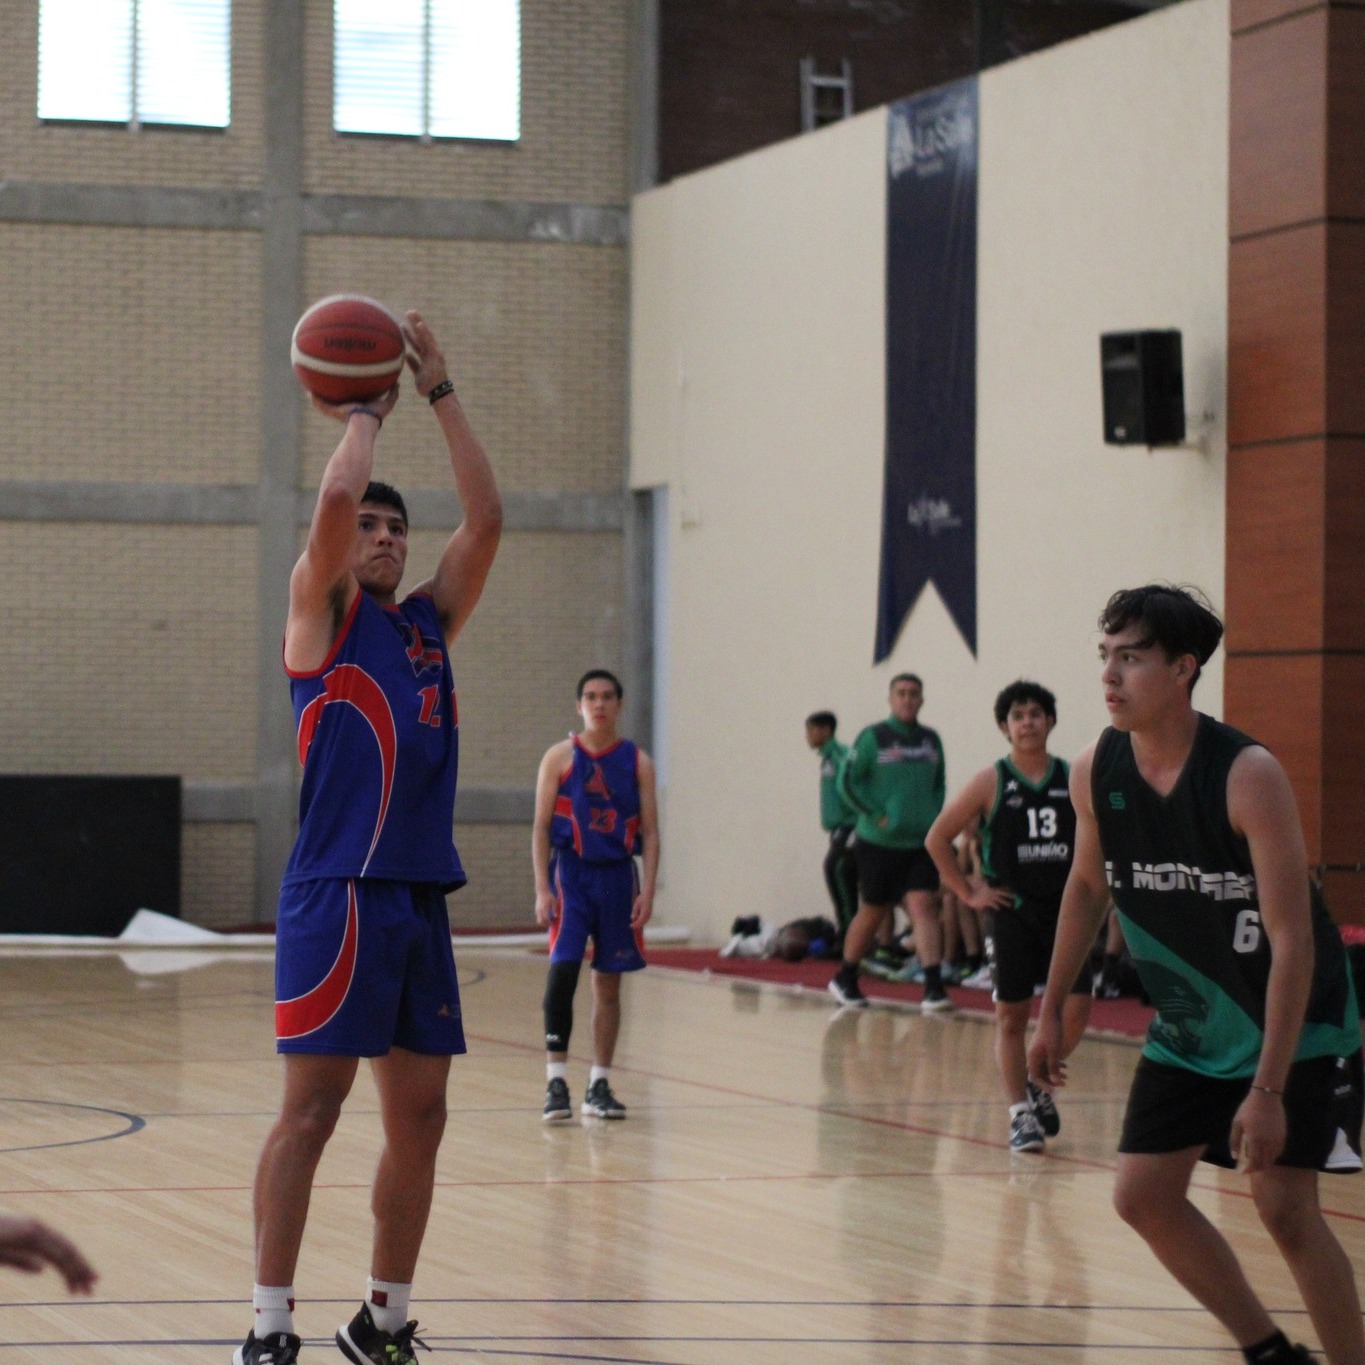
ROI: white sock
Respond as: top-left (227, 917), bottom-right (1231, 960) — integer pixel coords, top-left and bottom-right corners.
top-left (367, 1277), bottom-right (412, 1334)
top-left (547, 1061), bottom-right (567, 1082)
top-left (590, 1065), bottom-right (610, 1087)
top-left (1008, 1101), bottom-right (1030, 1119)
top-left (252, 1283), bottom-right (295, 1339)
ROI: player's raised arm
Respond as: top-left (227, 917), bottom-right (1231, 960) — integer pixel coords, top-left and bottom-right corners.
top-left (1029, 742), bottom-right (1109, 1089)
top-left (633, 750), bottom-right (660, 929)
top-left (1226, 746), bottom-right (1314, 1171)
top-left (402, 311), bottom-right (503, 646)
top-left (532, 740), bottom-right (573, 928)
top-left (286, 387), bottom-right (400, 671)
top-left (926, 766), bottom-right (1013, 911)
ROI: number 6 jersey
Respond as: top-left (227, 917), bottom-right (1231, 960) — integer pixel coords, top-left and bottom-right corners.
top-left (1093, 714), bottom-right (1356, 1076)
top-left (284, 589), bottom-right (465, 890)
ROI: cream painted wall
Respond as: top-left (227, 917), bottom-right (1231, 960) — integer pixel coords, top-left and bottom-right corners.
top-left (630, 0), bottom-right (1230, 945)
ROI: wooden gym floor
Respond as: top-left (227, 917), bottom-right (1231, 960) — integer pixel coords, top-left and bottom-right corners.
top-left (1, 945), bottom-right (1362, 1362)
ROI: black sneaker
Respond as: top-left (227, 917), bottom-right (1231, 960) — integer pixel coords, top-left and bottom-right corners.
top-left (337, 1303), bottom-right (429, 1364)
top-left (543, 1076), bottom-right (573, 1123)
top-left (828, 970), bottom-right (869, 1008)
top-left (920, 985), bottom-right (955, 1014)
top-left (1094, 970), bottom-right (1122, 1000)
top-left (1027, 1080), bottom-right (1061, 1138)
top-left (233, 1331), bottom-right (301, 1365)
top-left (1009, 1109), bottom-right (1046, 1153)
top-left (582, 1077), bottom-right (626, 1118)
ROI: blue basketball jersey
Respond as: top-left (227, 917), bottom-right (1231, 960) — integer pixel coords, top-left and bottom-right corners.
top-left (551, 737), bottom-right (642, 864)
top-left (284, 589), bottom-right (465, 889)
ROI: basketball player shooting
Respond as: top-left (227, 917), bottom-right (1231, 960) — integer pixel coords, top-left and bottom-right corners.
top-left (233, 310), bottom-right (503, 1365)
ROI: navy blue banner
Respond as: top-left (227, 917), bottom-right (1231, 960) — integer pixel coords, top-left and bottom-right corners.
top-left (876, 80), bottom-right (978, 662)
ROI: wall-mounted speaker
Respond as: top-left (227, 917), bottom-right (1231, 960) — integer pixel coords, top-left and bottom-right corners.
top-left (1100, 330), bottom-right (1186, 446)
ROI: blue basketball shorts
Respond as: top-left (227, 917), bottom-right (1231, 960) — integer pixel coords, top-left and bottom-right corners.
top-left (548, 852), bottom-right (647, 973)
top-left (275, 877), bottom-right (466, 1057)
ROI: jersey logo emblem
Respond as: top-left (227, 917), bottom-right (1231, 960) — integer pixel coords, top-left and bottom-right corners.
top-left (1004, 779), bottom-right (1019, 793)
top-left (1108, 791), bottom-right (1126, 809)
top-left (584, 763), bottom-right (613, 799)
top-left (400, 622), bottom-right (444, 677)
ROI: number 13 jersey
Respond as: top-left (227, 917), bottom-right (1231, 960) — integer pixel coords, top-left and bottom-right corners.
top-left (983, 755), bottom-right (1075, 908)
top-left (552, 737), bottom-right (642, 864)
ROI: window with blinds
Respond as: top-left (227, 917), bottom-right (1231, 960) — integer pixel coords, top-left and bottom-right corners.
top-left (38, 0), bottom-right (231, 128)
top-left (333, 0), bottom-right (520, 143)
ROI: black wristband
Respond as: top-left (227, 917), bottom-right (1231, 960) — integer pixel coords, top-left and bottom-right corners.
top-left (347, 406), bottom-right (383, 428)
top-left (427, 378), bottom-right (454, 405)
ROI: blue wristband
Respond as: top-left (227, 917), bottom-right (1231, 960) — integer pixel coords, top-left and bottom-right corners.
top-left (347, 406), bottom-right (383, 427)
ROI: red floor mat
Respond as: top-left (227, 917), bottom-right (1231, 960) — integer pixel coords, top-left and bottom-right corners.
top-left (647, 946), bottom-right (1155, 1039)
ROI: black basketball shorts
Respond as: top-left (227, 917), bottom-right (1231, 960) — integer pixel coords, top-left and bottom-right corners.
top-left (1119, 1049), bottom-right (1364, 1172)
top-left (991, 898), bottom-right (1091, 1004)
top-left (855, 841), bottom-right (939, 907)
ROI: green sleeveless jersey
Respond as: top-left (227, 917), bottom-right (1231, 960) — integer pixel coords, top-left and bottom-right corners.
top-left (1093, 715), bottom-right (1358, 1077)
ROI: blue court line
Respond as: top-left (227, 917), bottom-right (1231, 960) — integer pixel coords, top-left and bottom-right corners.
top-left (0, 1097), bottom-right (145, 1153)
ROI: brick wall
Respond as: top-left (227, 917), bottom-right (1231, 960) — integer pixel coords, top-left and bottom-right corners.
top-left (0, 0), bottom-right (632, 931)
top-left (659, 0), bottom-right (1137, 182)
top-left (299, 239), bottom-right (626, 496)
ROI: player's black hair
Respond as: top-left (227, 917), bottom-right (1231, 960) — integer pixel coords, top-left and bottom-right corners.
top-left (362, 480), bottom-right (408, 529)
top-left (1099, 584), bottom-right (1224, 693)
top-left (805, 711), bottom-right (837, 732)
top-left (577, 668), bottom-right (623, 700)
top-left (889, 672), bottom-right (923, 691)
top-left (993, 680), bottom-right (1057, 727)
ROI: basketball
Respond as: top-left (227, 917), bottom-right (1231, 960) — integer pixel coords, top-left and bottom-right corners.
top-left (290, 294), bottom-right (406, 404)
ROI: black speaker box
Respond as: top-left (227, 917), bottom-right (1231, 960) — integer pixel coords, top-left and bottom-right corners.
top-left (1100, 330), bottom-right (1186, 446)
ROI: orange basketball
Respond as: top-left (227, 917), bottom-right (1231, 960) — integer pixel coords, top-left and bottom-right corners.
top-left (290, 294), bottom-right (406, 404)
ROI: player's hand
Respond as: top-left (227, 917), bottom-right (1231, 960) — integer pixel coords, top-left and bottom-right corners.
top-left (1230, 1089), bottom-right (1287, 1173)
top-left (965, 880), bottom-right (1014, 912)
top-left (0, 1214), bottom-right (97, 1294)
top-left (534, 889), bottom-right (556, 929)
top-left (309, 384), bottom-right (400, 424)
top-left (402, 311), bottom-right (450, 399)
top-left (1027, 1009), bottom-right (1068, 1091)
top-left (631, 892), bottom-right (654, 929)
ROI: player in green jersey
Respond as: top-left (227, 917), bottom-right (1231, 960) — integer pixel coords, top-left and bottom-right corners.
top-left (805, 711), bottom-right (858, 944)
top-left (829, 674), bottom-right (950, 1012)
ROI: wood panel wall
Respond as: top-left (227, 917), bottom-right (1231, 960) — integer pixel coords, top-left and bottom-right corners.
top-left (1226, 0), bottom-right (1365, 919)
